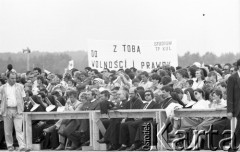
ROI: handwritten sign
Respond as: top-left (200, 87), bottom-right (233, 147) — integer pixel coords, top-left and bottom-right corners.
top-left (87, 40), bottom-right (178, 71)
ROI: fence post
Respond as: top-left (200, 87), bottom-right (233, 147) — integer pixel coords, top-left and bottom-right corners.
top-left (231, 117), bottom-right (237, 147)
top-left (159, 110), bottom-right (167, 150)
top-left (92, 111), bottom-right (100, 150)
top-left (89, 111), bottom-right (93, 147)
top-left (156, 111), bottom-right (161, 150)
top-left (23, 113), bottom-right (26, 145)
top-left (25, 113), bottom-right (32, 150)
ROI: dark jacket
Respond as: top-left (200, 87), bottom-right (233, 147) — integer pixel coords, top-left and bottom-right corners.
top-left (141, 100), bottom-right (159, 121)
top-left (100, 100), bottom-right (115, 114)
top-left (124, 97), bottom-right (143, 121)
top-left (125, 97), bottom-right (143, 109)
top-left (227, 72), bottom-right (240, 117)
top-left (81, 98), bottom-right (101, 111)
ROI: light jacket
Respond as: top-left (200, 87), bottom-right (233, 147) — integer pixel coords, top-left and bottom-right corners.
top-left (0, 83), bottom-right (25, 116)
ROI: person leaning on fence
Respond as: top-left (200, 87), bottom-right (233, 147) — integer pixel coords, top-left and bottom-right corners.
top-left (169, 88), bottom-right (211, 149)
top-left (0, 71), bottom-right (28, 151)
top-left (28, 95), bottom-right (47, 144)
top-left (117, 87), bottom-right (143, 151)
top-left (125, 90), bottom-right (160, 151)
top-left (60, 90), bottom-right (101, 150)
top-left (188, 89), bottom-right (227, 150)
top-left (58, 92), bottom-right (88, 150)
top-left (43, 89), bottom-right (82, 150)
top-left (38, 95), bottom-right (61, 149)
top-left (97, 88), bottom-right (129, 150)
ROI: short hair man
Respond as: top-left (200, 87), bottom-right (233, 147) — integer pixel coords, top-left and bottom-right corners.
top-left (0, 72), bottom-right (27, 151)
top-left (227, 59), bottom-right (240, 149)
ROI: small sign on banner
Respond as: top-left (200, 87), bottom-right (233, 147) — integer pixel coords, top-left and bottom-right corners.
top-left (68, 60), bottom-right (74, 70)
top-left (87, 40), bottom-right (178, 71)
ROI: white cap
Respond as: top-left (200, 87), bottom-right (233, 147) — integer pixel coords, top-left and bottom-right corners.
top-left (193, 62), bottom-right (201, 68)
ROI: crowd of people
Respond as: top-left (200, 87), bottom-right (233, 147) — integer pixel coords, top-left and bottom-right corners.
top-left (0, 60), bottom-right (238, 151)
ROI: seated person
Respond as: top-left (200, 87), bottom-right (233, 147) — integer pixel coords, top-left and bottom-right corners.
top-left (188, 89), bottom-right (227, 150)
top-left (97, 88), bottom-right (129, 151)
top-left (169, 88), bottom-right (211, 138)
top-left (44, 89), bottom-right (82, 150)
top-left (125, 90), bottom-right (159, 151)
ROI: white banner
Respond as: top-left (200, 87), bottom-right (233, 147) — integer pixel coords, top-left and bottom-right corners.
top-left (87, 40), bottom-right (178, 71)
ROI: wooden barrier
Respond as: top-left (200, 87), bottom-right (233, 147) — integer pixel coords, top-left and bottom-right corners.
top-left (23, 111), bottom-right (92, 150)
top-left (24, 109), bottom-right (234, 151)
top-left (92, 109), bottom-right (167, 150)
top-left (174, 108), bottom-right (227, 117)
top-left (23, 109), bottom-right (167, 151)
top-left (173, 108), bottom-right (236, 149)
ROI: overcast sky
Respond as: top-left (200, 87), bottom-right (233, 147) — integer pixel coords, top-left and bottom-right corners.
top-left (0, 0), bottom-right (239, 56)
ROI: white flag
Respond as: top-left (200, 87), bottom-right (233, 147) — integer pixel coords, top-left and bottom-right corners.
top-left (44, 69), bottom-right (51, 74)
top-left (68, 60), bottom-right (74, 70)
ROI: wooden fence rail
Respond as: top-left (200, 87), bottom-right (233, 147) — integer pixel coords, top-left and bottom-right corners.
top-left (173, 108), bottom-right (236, 149)
top-left (92, 109), bottom-right (166, 150)
top-left (23, 108), bottom-right (235, 151)
top-left (23, 111), bottom-right (93, 150)
top-left (23, 109), bottom-right (167, 150)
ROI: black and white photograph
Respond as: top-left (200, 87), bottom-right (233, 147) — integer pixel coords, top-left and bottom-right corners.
top-left (0, 0), bottom-right (240, 151)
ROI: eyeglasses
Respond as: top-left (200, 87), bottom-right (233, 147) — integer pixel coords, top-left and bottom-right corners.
top-left (145, 94), bottom-right (151, 97)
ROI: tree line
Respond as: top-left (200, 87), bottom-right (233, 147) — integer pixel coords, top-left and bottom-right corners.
top-left (0, 51), bottom-right (238, 74)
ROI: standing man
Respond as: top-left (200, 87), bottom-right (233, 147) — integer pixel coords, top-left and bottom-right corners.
top-left (227, 59), bottom-right (240, 152)
top-left (0, 72), bottom-right (27, 151)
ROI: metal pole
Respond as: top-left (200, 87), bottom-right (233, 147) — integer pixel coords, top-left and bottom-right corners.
top-left (27, 53), bottom-right (29, 71)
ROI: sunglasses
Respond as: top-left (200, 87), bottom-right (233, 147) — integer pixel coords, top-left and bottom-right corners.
top-left (145, 94), bottom-right (151, 97)
top-left (194, 92), bottom-right (199, 95)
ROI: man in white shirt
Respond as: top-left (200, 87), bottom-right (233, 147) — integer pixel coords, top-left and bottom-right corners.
top-left (0, 72), bottom-right (27, 151)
